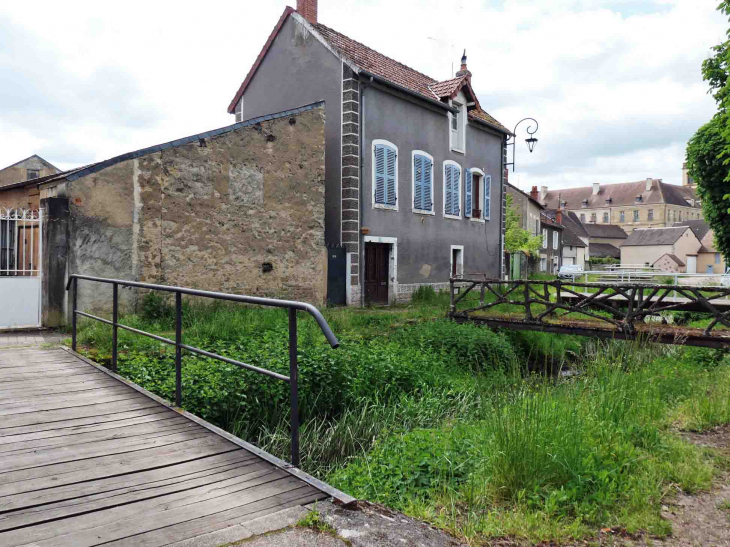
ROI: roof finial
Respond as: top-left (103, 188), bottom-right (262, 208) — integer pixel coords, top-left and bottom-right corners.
top-left (456, 49), bottom-right (471, 78)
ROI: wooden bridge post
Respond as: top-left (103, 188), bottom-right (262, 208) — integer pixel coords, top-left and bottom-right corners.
top-left (480, 282), bottom-right (485, 306)
top-left (524, 281), bottom-right (532, 320)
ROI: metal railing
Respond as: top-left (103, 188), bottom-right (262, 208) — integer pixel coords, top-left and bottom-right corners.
top-left (65, 274), bottom-right (340, 467)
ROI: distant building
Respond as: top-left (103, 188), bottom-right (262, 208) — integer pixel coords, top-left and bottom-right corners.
top-left (536, 173), bottom-right (702, 233)
top-left (0, 155), bottom-right (60, 209)
top-left (539, 213), bottom-right (563, 274)
top-left (543, 208), bottom-right (587, 269)
top-left (620, 226), bottom-right (702, 272)
top-left (673, 220), bottom-right (727, 274)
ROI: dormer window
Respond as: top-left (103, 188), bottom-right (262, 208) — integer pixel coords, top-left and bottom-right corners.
top-left (450, 101), bottom-right (465, 153)
top-left (605, 197), bottom-right (612, 205)
top-left (582, 199), bottom-right (589, 208)
top-left (635, 195), bottom-right (643, 203)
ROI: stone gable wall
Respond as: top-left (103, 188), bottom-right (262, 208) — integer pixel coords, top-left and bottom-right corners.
top-left (66, 106), bottom-right (327, 313)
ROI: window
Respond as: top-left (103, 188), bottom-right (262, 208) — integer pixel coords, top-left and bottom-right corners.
top-left (443, 161), bottom-right (461, 218)
top-left (603, 212), bottom-right (609, 223)
top-left (590, 212), bottom-right (596, 223)
top-left (26, 169), bottom-right (40, 180)
top-left (412, 151), bottom-right (433, 214)
top-left (633, 210), bottom-right (639, 222)
top-left (535, 218), bottom-right (540, 236)
top-left (580, 213), bottom-right (586, 223)
top-left (465, 169), bottom-right (490, 221)
top-left (450, 102), bottom-right (465, 152)
top-left (707, 265), bottom-right (714, 274)
top-left (678, 211), bottom-right (682, 222)
top-left (540, 257), bottom-right (547, 271)
top-left (716, 253), bottom-right (722, 265)
top-left (620, 210), bottom-right (625, 222)
top-left (542, 229), bottom-right (548, 248)
top-left (648, 209), bottom-right (654, 221)
top-left (553, 231), bottom-right (559, 250)
top-left (372, 140), bottom-right (398, 210)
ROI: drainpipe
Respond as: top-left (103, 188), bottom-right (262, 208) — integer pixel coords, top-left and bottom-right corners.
top-left (500, 136), bottom-right (506, 279)
top-left (359, 75), bottom-right (373, 307)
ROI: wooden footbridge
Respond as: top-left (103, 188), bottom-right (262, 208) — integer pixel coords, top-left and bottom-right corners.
top-left (450, 277), bottom-right (730, 348)
top-left (0, 275), bottom-right (353, 547)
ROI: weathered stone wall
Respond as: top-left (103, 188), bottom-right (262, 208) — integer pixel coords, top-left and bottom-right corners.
top-left (66, 106), bottom-right (327, 313)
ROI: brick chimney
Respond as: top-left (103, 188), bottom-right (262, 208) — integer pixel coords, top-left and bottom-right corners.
top-left (530, 186), bottom-right (539, 201)
top-left (297, 0), bottom-right (317, 24)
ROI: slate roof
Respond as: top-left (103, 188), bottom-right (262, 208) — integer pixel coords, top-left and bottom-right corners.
top-left (28, 102), bottom-right (325, 187)
top-left (561, 227), bottom-right (587, 247)
top-left (226, 8), bottom-right (509, 134)
top-left (582, 223), bottom-right (628, 239)
top-left (622, 226), bottom-right (691, 247)
top-left (654, 253), bottom-right (685, 267)
top-left (563, 211), bottom-right (590, 238)
top-left (589, 243), bottom-right (621, 259)
top-left (672, 219), bottom-right (711, 241)
top-left (542, 180), bottom-right (701, 210)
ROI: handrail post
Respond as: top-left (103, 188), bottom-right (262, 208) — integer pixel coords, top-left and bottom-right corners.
top-left (72, 276), bottom-right (78, 352)
top-left (112, 283), bottom-right (118, 373)
top-left (288, 307), bottom-right (300, 467)
top-left (175, 291), bottom-right (182, 408)
top-left (449, 278), bottom-right (455, 315)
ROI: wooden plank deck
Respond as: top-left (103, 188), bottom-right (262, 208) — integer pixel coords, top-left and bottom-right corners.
top-left (0, 348), bottom-right (340, 547)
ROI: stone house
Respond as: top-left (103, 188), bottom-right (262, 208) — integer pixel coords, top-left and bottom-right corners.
top-left (620, 226), bottom-right (702, 272)
top-left (539, 213), bottom-right (563, 274)
top-left (582, 223), bottom-right (628, 249)
top-left (0, 155), bottom-right (60, 209)
top-left (227, 1), bottom-right (510, 304)
top-left (31, 104), bottom-right (328, 324)
top-left (537, 175), bottom-right (702, 233)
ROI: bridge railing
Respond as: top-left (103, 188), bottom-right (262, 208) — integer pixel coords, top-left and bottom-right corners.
top-left (65, 274), bottom-right (340, 467)
top-left (449, 276), bottom-right (730, 344)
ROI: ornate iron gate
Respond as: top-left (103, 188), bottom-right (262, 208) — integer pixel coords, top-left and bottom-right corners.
top-left (0, 208), bottom-right (42, 328)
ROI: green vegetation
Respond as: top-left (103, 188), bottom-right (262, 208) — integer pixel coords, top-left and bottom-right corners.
top-left (504, 193), bottom-right (542, 258)
top-left (297, 508), bottom-right (336, 534)
top-left (72, 293), bottom-right (730, 544)
top-left (686, 0), bottom-right (730, 257)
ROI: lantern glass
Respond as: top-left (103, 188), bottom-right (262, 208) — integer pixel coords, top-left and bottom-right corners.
top-left (526, 137), bottom-right (538, 153)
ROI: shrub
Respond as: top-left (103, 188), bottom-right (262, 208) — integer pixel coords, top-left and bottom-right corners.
top-left (411, 285), bottom-right (438, 304)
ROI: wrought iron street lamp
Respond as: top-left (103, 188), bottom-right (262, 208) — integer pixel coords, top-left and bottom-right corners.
top-left (505, 117), bottom-right (539, 171)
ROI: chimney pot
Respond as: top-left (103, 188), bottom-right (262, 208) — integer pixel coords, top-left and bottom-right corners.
top-left (556, 209), bottom-right (563, 224)
top-left (530, 186), bottom-right (539, 201)
top-left (297, 0), bottom-right (318, 24)
top-left (592, 183), bottom-right (600, 195)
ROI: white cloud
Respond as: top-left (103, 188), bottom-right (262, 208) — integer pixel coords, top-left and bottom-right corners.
top-left (0, 0), bottom-right (725, 192)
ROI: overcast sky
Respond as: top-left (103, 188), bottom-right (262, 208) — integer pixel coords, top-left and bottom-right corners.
top-left (0, 0), bottom-right (725, 191)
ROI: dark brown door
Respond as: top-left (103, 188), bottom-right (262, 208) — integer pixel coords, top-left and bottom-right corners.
top-left (365, 243), bottom-right (389, 304)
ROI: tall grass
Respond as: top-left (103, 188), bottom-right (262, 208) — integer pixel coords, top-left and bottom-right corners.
top-left (72, 294), bottom-right (730, 544)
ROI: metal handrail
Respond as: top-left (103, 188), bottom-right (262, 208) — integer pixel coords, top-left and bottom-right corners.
top-left (65, 274), bottom-right (340, 467)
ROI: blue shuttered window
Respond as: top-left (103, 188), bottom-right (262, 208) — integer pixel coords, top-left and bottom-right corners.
top-left (444, 163), bottom-right (461, 216)
top-left (374, 143), bottom-right (397, 207)
top-left (464, 170), bottom-right (472, 218)
top-left (413, 154), bottom-right (433, 211)
top-left (484, 175), bottom-right (491, 221)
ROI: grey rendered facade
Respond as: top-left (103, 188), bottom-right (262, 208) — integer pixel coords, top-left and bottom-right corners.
top-left (229, 7), bottom-right (508, 305)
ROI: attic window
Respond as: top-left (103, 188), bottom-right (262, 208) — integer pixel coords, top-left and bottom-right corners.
top-left (26, 169), bottom-right (40, 180)
top-left (605, 197), bottom-right (612, 204)
top-left (581, 199), bottom-right (589, 207)
top-left (450, 101), bottom-right (465, 153)
top-left (635, 195), bottom-right (643, 203)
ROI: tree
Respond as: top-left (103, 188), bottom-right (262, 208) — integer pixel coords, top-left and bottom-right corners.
top-left (686, 0), bottom-right (730, 258)
top-left (504, 194), bottom-right (542, 257)
top-left (686, 116), bottom-right (730, 259)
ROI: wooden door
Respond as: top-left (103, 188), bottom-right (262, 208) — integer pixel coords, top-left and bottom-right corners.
top-left (365, 243), bottom-right (389, 304)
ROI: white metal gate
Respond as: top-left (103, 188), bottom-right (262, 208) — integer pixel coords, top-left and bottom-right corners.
top-left (0, 208), bottom-right (42, 328)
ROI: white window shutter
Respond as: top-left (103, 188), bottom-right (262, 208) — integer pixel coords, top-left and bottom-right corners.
top-left (484, 175), bottom-right (491, 220)
top-left (385, 147), bottom-right (397, 206)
